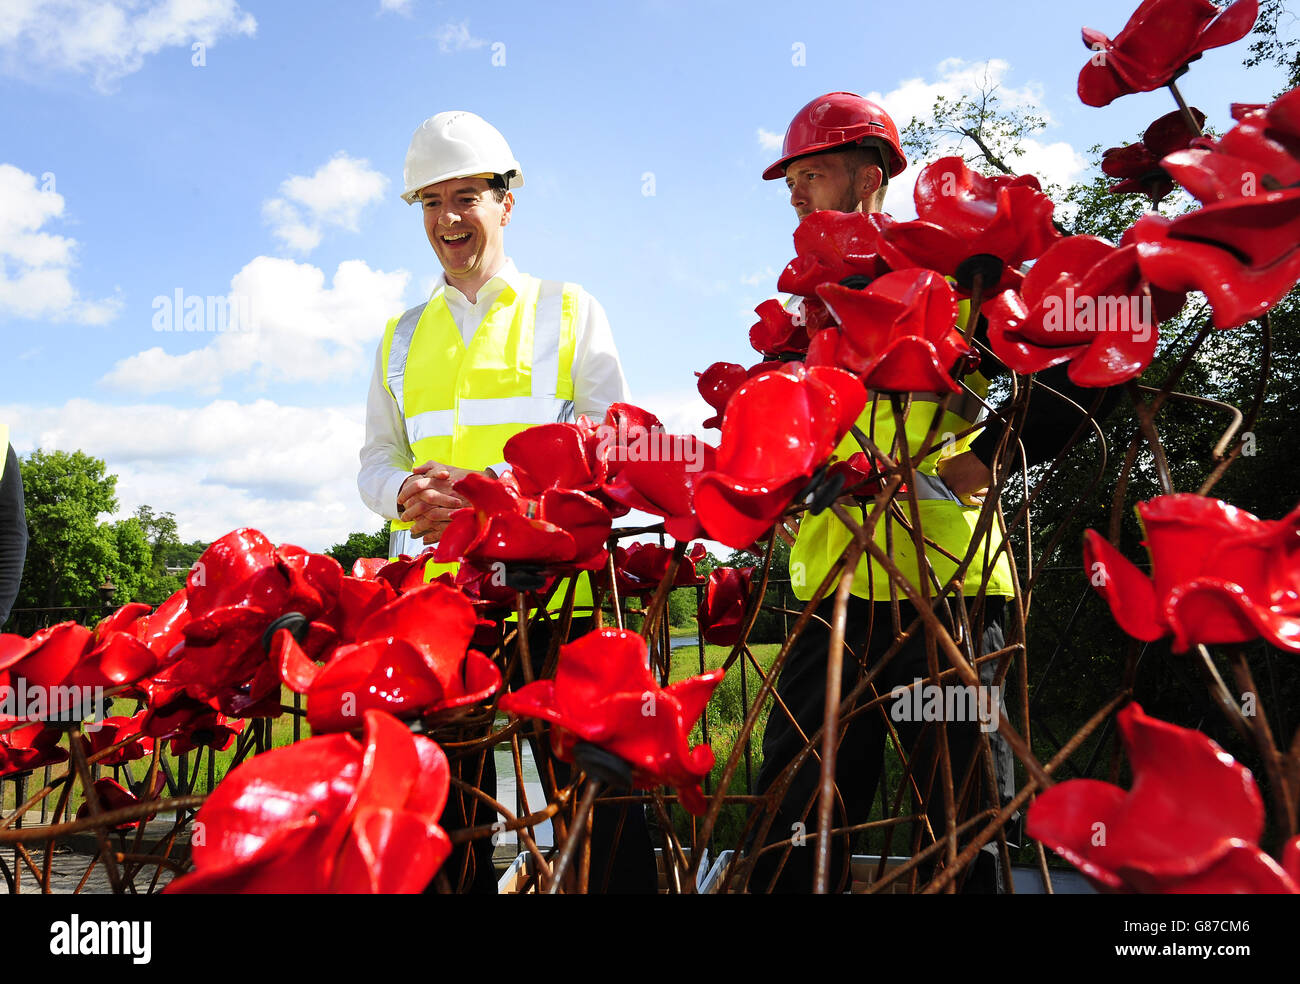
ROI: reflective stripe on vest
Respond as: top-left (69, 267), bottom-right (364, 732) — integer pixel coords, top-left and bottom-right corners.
top-left (381, 276), bottom-right (592, 608)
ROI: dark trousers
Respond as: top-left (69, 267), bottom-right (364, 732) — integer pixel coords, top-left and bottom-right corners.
top-left (748, 595), bottom-right (1013, 893)
top-left (437, 615), bottom-right (659, 894)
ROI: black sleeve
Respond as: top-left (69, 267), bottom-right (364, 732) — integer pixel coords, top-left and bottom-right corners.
top-left (967, 317), bottom-right (1125, 471)
top-left (0, 443), bottom-right (29, 626)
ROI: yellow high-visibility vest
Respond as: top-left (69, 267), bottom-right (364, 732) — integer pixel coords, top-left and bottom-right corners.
top-left (789, 298), bottom-right (1015, 603)
top-left (381, 275), bottom-right (593, 608)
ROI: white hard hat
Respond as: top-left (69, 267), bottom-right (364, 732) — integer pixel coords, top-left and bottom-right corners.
top-left (401, 111), bottom-right (524, 204)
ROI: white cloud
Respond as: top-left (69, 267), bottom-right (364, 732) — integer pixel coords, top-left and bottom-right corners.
top-left (4, 397), bottom-right (381, 552)
top-left (100, 256), bottom-right (410, 395)
top-left (0, 0), bottom-right (256, 89)
top-left (432, 19), bottom-right (486, 53)
top-left (263, 153), bottom-right (389, 254)
top-left (0, 163), bottom-right (121, 324)
top-left (867, 58), bottom-right (1088, 219)
top-left (740, 266), bottom-right (778, 288)
top-left (379, 0), bottom-right (412, 13)
top-left (757, 127), bottom-right (783, 151)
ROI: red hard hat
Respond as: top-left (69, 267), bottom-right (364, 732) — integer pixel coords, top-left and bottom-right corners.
top-left (763, 92), bottom-right (907, 181)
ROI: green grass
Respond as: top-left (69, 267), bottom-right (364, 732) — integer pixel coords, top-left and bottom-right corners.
top-left (663, 643), bottom-right (781, 849)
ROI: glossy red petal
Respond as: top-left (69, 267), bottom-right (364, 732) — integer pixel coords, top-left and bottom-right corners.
top-left (1082, 530), bottom-right (1166, 642)
top-left (539, 488), bottom-right (613, 568)
top-left (693, 474), bottom-right (804, 550)
top-left (189, 729), bottom-right (361, 872)
top-left (698, 567), bottom-right (754, 646)
top-left (9, 622), bottom-right (90, 691)
top-left (1114, 702), bottom-right (1264, 879)
top-left (332, 807), bottom-right (451, 893)
top-left (356, 582), bottom-right (476, 685)
top-left (506, 423), bottom-right (600, 495)
top-left (187, 529), bottom-right (279, 617)
top-left (305, 639), bottom-right (444, 733)
top-left (1026, 778), bottom-right (1129, 890)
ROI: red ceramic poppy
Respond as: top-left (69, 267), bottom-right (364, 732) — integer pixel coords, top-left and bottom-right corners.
top-left (75, 774), bottom-right (166, 832)
top-left (1132, 89), bottom-right (1300, 328)
top-left (79, 711), bottom-right (154, 767)
top-left (282, 582), bottom-right (501, 733)
top-left (167, 709), bottom-right (451, 893)
top-left (695, 361), bottom-right (786, 430)
top-left (829, 451), bottom-right (895, 498)
top-left (435, 471), bottom-right (611, 572)
top-left (160, 530), bottom-right (344, 714)
top-left (506, 422), bottom-right (605, 497)
top-left (693, 364), bottom-right (866, 549)
top-left (168, 708), bottom-right (247, 757)
top-left (0, 722), bottom-right (68, 778)
top-left (601, 434), bottom-right (717, 542)
top-left (351, 557), bottom-right (389, 579)
top-left (877, 157), bottom-right (1061, 292)
top-left (499, 629), bottom-right (723, 813)
top-left (316, 575), bottom-right (398, 645)
top-left (1132, 196), bottom-right (1300, 330)
top-left (750, 299), bottom-right (811, 358)
top-left (597, 542), bottom-right (708, 600)
top-left (777, 209), bottom-right (893, 297)
top-left (1163, 91), bottom-right (1300, 204)
top-left (696, 362), bottom-right (748, 429)
top-left (0, 619), bottom-right (159, 723)
top-left (131, 588), bottom-right (191, 663)
top-left (586, 404), bottom-right (665, 489)
top-left (1077, 0), bottom-right (1259, 108)
top-left (360, 549), bottom-right (440, 595)
top-left (1028, 702), bottom-right (1296, 893)
top-left (1083, 494), bottom-right (1300, 653)
top-left (186, 530), bottom-right (341, 623)
top-left (1102, 108), bottom-right (1207, 204)
top-left (697, 567), bottom-right (754, 646)
top-left (983, 236), bottom-right (1186, 386)
top-left (812, 268), bottom-right (973, 393)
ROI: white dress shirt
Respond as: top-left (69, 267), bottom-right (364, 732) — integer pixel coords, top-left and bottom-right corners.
top-left (357, 259), bottom-right (630, 520)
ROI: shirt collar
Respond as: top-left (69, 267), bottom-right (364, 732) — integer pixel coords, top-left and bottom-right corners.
top-left (433, 258), bottom-right (522, 306)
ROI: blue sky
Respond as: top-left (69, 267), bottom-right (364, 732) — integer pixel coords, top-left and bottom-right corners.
top-left (0, 0), bottom-right (1289, 550)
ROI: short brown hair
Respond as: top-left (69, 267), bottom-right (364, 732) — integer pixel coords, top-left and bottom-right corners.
top-left (842, 143), bottom-right (889, 189)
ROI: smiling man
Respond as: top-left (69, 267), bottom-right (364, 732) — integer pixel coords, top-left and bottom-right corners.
top-left (357, 111), bottom-right (648, 894)
top-left (360, 111), bottom-right (628, 559)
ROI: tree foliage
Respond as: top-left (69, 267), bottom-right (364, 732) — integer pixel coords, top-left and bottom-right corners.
top-left (1246, 0), bottom-right (1300, 93)
top-left (13, 449), bottom-right (199, 614)
top-left (326, 525), bottom-right (390, 575)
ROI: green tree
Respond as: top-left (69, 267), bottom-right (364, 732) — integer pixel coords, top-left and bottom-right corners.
top-left (17, 449), bottom-right (124, 610)
top-left (131, 504), bottom-right (188, 604)
top-left (327, 524), bottom-right (391, 574)
top-left (1246, 0), bottom-right (1300, 93)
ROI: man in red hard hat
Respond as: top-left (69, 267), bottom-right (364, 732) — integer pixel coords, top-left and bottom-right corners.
top-left (747, 91), bottom-right (1018, 894)
top-left (762, 90), bottom-right (906, 219)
